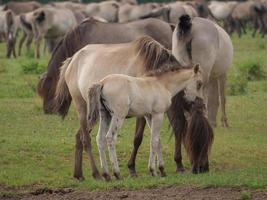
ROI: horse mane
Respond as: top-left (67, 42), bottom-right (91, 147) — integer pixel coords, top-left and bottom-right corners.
top-left (184, 97), bottom-right (214, 173)
top-left (135, 36), bottom-right (181, 72)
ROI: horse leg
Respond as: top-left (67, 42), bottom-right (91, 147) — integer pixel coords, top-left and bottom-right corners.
top-left (18, 31), bottom-right (27, 56)
top-left (35, 34), bottom-right (42, 59)
top-left (96, 107), bottom-right (111, 181)
top-left (106, 115), bottom-right (124, 180)
top-left (73, 128), bottom-right (84, 181)
top-left (12, 37), bottom-right (17, 58)
top-left (218, 75), bottom-right (229, 128)
top-left (207, 79), bottom-right (219, 127)
top-left (77, 103), bottom-right (101, 180)
top-left (149, 113), bottom-right (164, 177)
top-left (26, 32), bottom-right (33, 52)
top-left (127, 117), bottom-right (146, 177)
top-left (145, 116), bottom-right (166, 177)
top-left (166, 109), bottom-right (185, 173)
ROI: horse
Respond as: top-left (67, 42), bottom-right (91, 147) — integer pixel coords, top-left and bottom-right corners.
top-left (37, 18), bottom-right (173, 114)
top-left (85, 64), bottom-right (207, 180)
top-left (53, 36), bottom-right (214, 180)
top-left (26, 6), bottom-right (78, 58)
top-left (85, 1), bottom-right (119, 22)
top-left (172, 15), bottom-right (233, 128)
top-left (0, 9), bottom-right (18, 58)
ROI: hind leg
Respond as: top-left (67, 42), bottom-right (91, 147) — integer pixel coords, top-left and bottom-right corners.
top-left (96, 107), bottom-right (111, 181)
top-left (127, 117), bottom-right (146, 177)
top-left (218, 75), bottom-right (229, 128)
top-left (106, 115), bottom-right (125, 180)
top-left (73, 128), bottom-right (84, 181)
top-left (76, 100), bottom-right (101, 180)
top-left (207, 79), bottom-right (219, 127)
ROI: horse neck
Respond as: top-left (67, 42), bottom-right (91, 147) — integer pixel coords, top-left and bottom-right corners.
top-left (157, 69), bottom-right (193, 97)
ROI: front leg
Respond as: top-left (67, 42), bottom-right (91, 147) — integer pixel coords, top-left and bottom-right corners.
top-left (146, 116), bottom-right (166, 177)
top-left (148, 113), bottom-right (164, 176)
top-left (106, 115), bottom-right (124, 180)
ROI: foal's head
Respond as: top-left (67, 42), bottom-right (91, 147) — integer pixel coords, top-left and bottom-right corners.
top-left (184, 64), bottom-right (204, 102)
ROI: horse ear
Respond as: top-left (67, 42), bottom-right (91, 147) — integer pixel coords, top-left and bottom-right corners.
top-left (194, 64), bottom-right (200, 74)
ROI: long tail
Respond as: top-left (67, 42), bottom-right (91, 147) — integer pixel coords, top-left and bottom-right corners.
top-left (178, 14), bottom-right (192, 38)
top-left (53, 57), bottom-right (73, 118)
top-left (87, 83), bottom-right (103, 128)
top-left (184, 98), bottom-right (214, 173)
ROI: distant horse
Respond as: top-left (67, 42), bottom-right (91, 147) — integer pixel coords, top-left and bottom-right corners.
top-left (172, 15), bottom-right (233, 128)
top-left (53, 37), bottom-right (214, 180)
top-left (86, 64), bottom-right (208, 180)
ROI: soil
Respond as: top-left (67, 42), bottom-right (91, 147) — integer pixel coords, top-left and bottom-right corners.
top-left (1, 186), bottom-right (267, 200)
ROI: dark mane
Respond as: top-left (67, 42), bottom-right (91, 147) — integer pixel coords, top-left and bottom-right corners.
top-left (144, 64), bottom-right (192, 77)
top-left (135, 36), bottom-right (181, 72)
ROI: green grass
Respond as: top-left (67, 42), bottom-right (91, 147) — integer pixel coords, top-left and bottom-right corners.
top-left (0, 33), bottom-right (267, 195)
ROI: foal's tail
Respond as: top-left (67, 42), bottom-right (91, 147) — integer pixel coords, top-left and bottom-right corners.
top-left (87, 83), bottom-right (103, 128)
top-left (184, 98), bottom-right (214, 173)
top-left (53, 57), bottom-right (73, 118)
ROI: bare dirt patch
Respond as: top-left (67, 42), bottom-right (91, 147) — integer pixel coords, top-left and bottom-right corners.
top-left (1, 186), bottom-right (267, 200)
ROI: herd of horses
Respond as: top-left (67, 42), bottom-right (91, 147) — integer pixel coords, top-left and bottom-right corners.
top-left (0, 0), bottom-right (262, 181)
top-left (0, 0), bottom-right (266, 58)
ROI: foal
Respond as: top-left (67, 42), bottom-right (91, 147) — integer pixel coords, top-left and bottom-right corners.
top-left (87, 64), bottom-right (203, 180)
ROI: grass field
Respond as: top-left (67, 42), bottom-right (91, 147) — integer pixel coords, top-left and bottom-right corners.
top-left (0, 32), bottom-right (267, 196)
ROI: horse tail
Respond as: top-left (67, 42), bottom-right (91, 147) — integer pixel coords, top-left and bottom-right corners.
top-left (20, 14), bottom-right (32, 31)
top-left (53, 57), bottom-right (73, 118)
top-left (178, 14), bottom-right (192, 38)
top-left (184, 98), bottom-right (214, 174)
top-left (87, 83), bottom-right (103, 128)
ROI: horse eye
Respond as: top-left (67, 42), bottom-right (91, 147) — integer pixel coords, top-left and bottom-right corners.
top-left (197, 81), bottom-right (202, 90)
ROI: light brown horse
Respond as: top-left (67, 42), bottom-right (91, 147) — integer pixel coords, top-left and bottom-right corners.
top-left (86, 64), bottom-right (204, 180)
top-left (53, 37), bottom-right (213, 180)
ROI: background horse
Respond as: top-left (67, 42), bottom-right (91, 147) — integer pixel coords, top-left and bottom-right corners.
top-left (172, 15), bottom-right (233, 128)
top-left (53, 36), bottom-right (213, 180)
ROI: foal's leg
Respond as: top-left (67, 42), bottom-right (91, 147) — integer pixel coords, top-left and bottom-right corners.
top-left (106, 115), bottom-right (124, 179)
top-left (149, 113), bottom-right (164, 176)
top-left (218, 74), bottom-right (229, 128)
top-left (145, 116), bottom-right (166, 177)
top-left (96, 108), bottom-right (111, 181)
top-left (207, 79), bottom-right (219, 127)
top-left (127, 117), bottom-right (146, 177)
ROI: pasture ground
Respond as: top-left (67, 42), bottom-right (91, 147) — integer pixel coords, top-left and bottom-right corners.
top-left (0, 32), bottom-right (267, 199)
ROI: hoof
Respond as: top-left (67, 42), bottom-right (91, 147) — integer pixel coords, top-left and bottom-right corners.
top-left (102, 172), bottom-right (112, 181)
top-left (149, 168), bottom-right (157, 177)
top-left (114, 172), bottom-right (122, 180)
top-left (159, 166), bottom-right (167, 177)
top-left (74, 175), bottom-right (85, 181)
top-left (176, 167), bottom-right (185, 173)
top-left (92, 171), bottom-right (102, 180)
top-left (128, 167), bottom-right (137, 177)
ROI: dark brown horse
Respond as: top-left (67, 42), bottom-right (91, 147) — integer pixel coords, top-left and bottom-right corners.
top-left (38, 18), bottom-right (213, 179)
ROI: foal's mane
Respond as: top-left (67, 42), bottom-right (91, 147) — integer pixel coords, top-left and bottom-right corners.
top-left (135, 36), bottom-right (182, 72)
